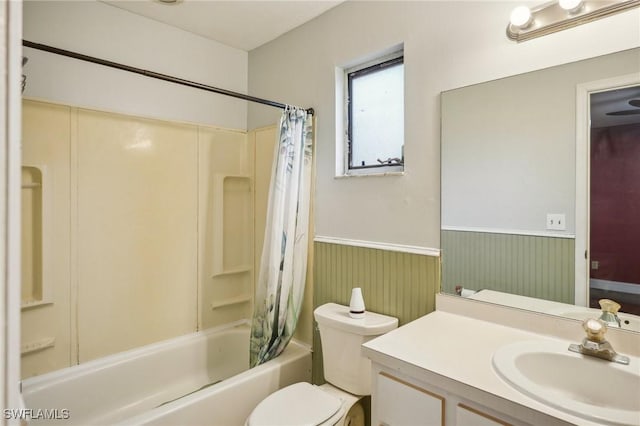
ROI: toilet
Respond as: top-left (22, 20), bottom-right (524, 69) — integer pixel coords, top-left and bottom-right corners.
top-left (246, 302), bottom-right (398, 426)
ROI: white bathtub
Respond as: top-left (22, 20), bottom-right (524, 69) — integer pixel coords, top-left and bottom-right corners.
top-left (22, 320), bottom-right (312, 425)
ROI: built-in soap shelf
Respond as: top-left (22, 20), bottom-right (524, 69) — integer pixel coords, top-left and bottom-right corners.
top-left (21, 165), bottom-right (53, 309)
top-left (211, 174), bottom-right (253, 278)
top-left (213, 265), bottom-right (252, 277)
top-left (20, 336), bottom-right (56, 355)
top-left (210, 294), bottom-right (252, 310)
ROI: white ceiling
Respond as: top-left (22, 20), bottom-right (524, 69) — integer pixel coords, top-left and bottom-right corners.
top-left (102, 0), bottom-right (344, 51)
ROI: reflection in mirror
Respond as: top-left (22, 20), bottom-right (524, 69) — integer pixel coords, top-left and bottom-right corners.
top-left (589, 85), bottom-right (640, 316)
top-left (441, 48), bottom-right (640, 331)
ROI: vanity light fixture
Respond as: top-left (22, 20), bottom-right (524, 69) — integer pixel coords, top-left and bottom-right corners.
top-left (507, 0), bottom-right (640, 42)
top-left (558, 0), bottom-right (584, 13)
top-left (510, 6), bottom-right (534, 29)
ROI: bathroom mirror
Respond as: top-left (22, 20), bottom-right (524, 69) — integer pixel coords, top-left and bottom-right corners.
top-left (440, 47), bottom-right (640, 330)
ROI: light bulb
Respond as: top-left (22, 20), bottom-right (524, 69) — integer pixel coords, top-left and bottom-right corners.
top-left (510, 6), bottom-right (533, 29)
top-left (559, 0), bottom-right (584, 13)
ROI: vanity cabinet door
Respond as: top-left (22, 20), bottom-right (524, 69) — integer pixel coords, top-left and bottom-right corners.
top-left (456, 403), bottom-right (513, 426)
top-left (376, 372), bottom-right (444, 426)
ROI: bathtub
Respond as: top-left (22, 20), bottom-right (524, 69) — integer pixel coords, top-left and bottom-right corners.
top-left (22, 320), bottom-right (312, 425)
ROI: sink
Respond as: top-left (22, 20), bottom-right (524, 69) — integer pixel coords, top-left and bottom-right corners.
top-left (493, 340), bottom-right (640, 425)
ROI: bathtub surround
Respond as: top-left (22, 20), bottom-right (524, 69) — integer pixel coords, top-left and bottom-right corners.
top-left (20, 99), bottom-right (276, 378)
top-left (197, 126), bottom-right (254, 331)
top-left (20, 0), bottom-right (247, 379)
top-left (251, 108), bottom-right (314, 366)
top-left (21, 2), bottom-right (321, 376)
top-left (21, 101), bottom-right (72, 377)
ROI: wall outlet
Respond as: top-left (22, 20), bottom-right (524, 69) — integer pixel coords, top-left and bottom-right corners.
top-left (546, 213), bottom-right (566, 231)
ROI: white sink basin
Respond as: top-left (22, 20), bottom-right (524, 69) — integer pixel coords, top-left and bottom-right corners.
top-left (493, 340), bottom-right (640, 425)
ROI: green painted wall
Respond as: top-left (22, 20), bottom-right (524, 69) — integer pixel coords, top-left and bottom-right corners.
top-left (312, 242), bottom-right (441, 384)
top-left (441, 230), bottom-right (574, 304)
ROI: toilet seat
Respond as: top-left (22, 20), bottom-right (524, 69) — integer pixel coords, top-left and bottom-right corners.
top-left (246, 382), bottom-right (343, 426)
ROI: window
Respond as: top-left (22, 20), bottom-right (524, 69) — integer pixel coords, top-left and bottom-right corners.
top-left (346, 53), bottom-right (404, 174)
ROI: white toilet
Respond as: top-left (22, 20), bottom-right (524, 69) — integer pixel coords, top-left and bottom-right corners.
top-left (246, 302), bottom-right (398, 426)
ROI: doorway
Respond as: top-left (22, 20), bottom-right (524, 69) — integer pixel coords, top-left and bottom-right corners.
top-left (575, 74), bottom-right (640, 315)
top-left (589, 85), bottom-right (640, 315)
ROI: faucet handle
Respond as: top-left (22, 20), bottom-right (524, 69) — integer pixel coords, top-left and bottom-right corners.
top-left (570, 318), bottom-right (630, 365)
top-left (599, 298), bottom-right (621, 314)
top-left (583, 318), bottom-right (607, 342)
top-left (598, 299), bottom-right (622, 327)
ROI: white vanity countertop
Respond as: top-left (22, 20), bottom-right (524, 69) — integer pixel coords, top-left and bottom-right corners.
top-left (362, 310), bottom-right (638, 426)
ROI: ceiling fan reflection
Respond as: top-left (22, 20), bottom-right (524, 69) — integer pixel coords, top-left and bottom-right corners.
top-left (606, 99), bottom-right (640, 116)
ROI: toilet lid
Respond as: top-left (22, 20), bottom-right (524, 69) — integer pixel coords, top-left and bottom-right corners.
top-left (248, 382), bottom-right (342, 426)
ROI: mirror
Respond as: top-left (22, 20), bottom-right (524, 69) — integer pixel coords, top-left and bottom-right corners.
top-left (441, 48), bottom-right (640, 331)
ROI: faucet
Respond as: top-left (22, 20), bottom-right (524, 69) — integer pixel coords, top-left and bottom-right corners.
top-left (598, 298), bottom-right (622, 328)
top-left (568, 318), bottom-right (630, 365)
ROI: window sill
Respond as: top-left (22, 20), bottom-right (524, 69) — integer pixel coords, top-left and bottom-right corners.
top-left (335, 171), bottom-right (405, 179)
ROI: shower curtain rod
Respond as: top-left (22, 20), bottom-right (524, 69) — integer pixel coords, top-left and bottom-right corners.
top-left (23, 40), bottom-right (314, 115)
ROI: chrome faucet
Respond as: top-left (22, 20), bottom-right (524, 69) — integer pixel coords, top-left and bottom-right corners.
top-left (568, 318), bottom-right (630, 365)
top-left (598, 298), bottom-right (622, 328)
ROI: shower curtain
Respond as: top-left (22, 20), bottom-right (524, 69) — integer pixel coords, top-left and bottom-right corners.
top-left (250, 107), bottom-right (313, 367)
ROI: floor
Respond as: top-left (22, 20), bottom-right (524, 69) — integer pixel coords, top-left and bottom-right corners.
top-left (589, 287), bottom-right (640, 316)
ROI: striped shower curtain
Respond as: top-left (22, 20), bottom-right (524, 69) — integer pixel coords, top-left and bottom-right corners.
top-left (250, 107), bottom-right (313, 367)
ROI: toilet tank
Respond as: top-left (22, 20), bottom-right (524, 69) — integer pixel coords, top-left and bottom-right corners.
top-left (314, 303), bottom-right (398, 396)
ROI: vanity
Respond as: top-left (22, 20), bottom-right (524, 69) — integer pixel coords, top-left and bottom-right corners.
top-left (394, 46), bottom-right (640, 426)
top-left (362, 294), bottom-right (640, 426)
top-left (373, 41), bottom-right (640, 426)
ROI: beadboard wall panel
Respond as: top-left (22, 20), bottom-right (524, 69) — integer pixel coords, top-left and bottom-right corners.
top-left (312, 241), bottom-right (440, 384)
top-left (441, 230), bottom-right (574, 304)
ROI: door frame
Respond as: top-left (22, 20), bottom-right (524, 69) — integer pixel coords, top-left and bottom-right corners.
top-left (575, 72), bottom-right (640, 307)
top-left (2, 0), bottom-right (24, 421)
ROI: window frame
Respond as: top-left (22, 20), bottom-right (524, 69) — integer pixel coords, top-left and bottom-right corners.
top-left (345, 52), bottom-right (405, 175)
